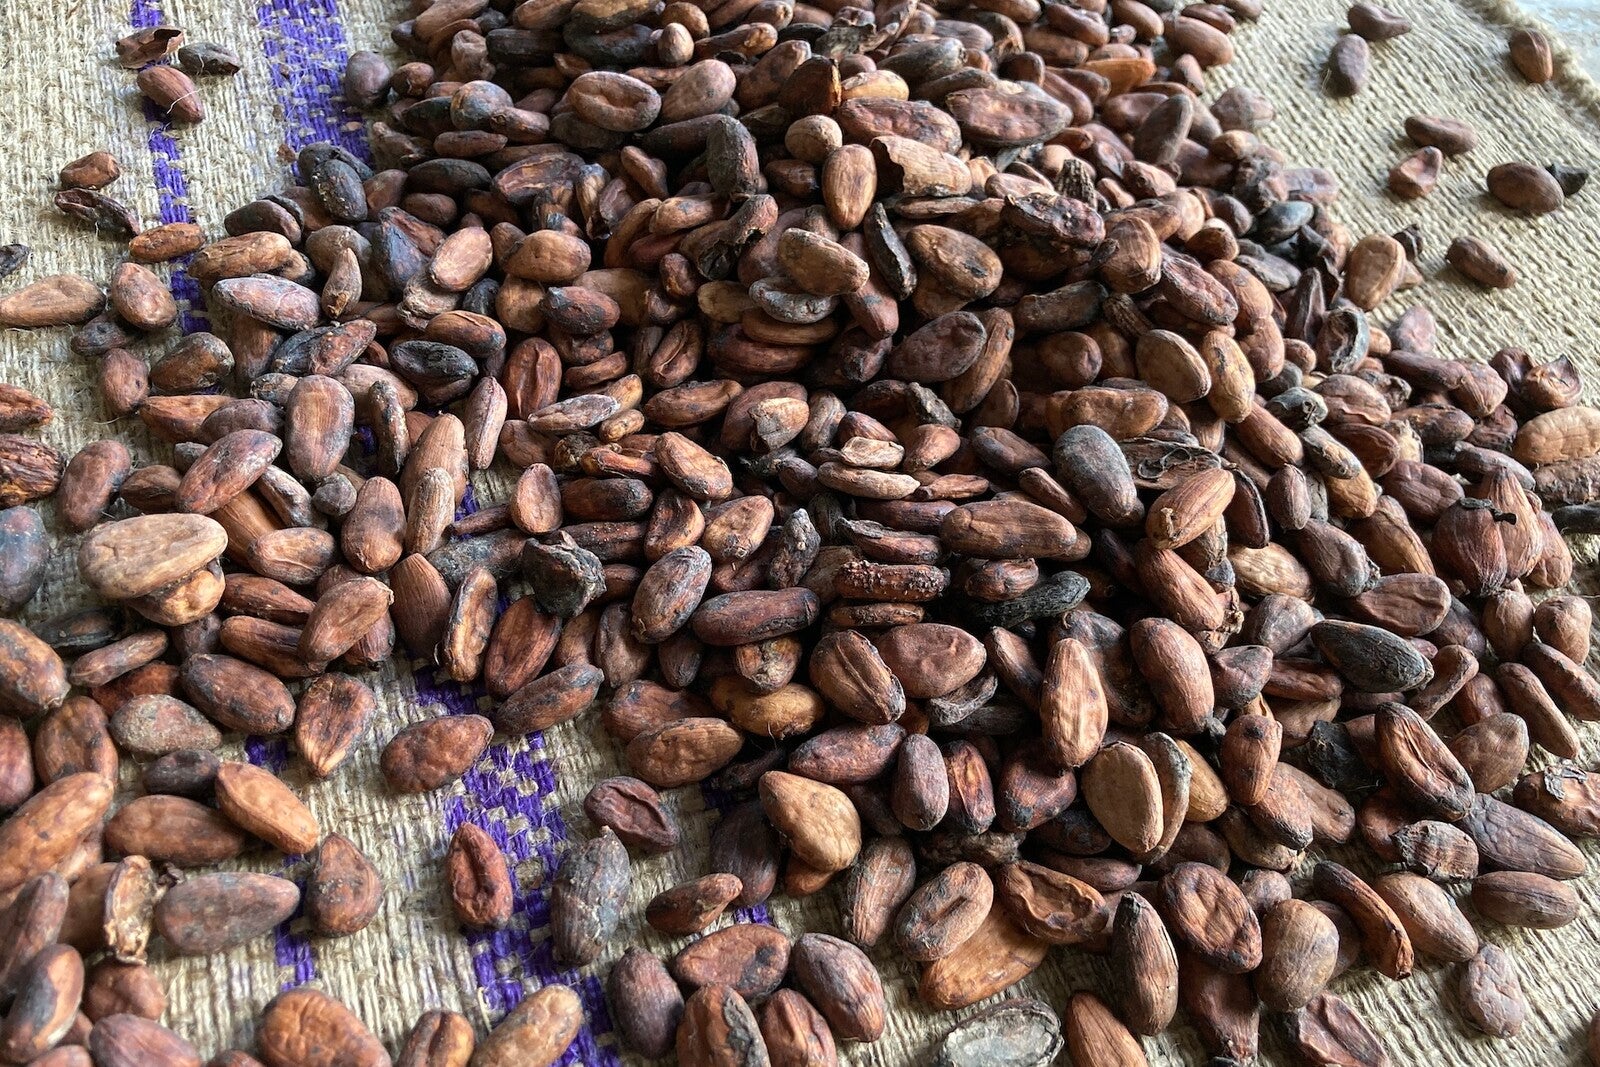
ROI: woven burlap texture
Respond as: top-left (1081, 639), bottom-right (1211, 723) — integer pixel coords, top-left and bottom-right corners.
top-left (2, 0), bottom-right (1599, 1063)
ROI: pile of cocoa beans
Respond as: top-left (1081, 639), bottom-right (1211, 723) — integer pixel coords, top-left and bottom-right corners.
top-left (2, 0), bottom-right (1600, 1064)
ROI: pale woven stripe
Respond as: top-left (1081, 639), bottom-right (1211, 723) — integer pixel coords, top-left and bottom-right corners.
top-left (1, 0), bottom-right (1598, 1063)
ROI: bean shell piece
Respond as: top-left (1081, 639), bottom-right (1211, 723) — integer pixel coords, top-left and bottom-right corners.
top-left (932, 997), bottom-right (1063, 1067)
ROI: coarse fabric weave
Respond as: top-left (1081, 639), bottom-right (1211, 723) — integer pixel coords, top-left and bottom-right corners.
top-left (1, 0), bottom-right (1598, 1063)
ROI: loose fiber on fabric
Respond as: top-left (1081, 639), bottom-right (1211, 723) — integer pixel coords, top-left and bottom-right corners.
top-left (1, 0), bottom-right (1598, 1063)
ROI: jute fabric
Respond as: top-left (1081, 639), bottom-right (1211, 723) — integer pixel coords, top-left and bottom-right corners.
top-left (1, 0), bottom-right (1598, 1061)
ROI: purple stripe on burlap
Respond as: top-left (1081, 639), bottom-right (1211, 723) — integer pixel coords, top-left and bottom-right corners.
top-left (256, 0), bottom-right (371, 160)
top-left (127, 0), bottom-right (207, 333)
top-left (131, 0), bottom-right (310, 992)
top-left (250, 4), bottom-right (623, 1053)
top-left (414, 484), bottom-right (616, 1064)
top-left (234, 0), bottom-right (377, 992)
top-left (243, 736), bottom-right (319, 989)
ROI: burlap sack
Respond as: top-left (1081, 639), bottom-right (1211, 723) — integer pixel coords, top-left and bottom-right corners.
top-left (1, 0), bottom-right (1598, 1062)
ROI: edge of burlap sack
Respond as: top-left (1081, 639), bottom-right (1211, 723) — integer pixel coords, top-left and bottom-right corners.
top-left (2, 0), bottom-right (1600, 1064)
top-left (1479, 0), bottom-right (1600, 119)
